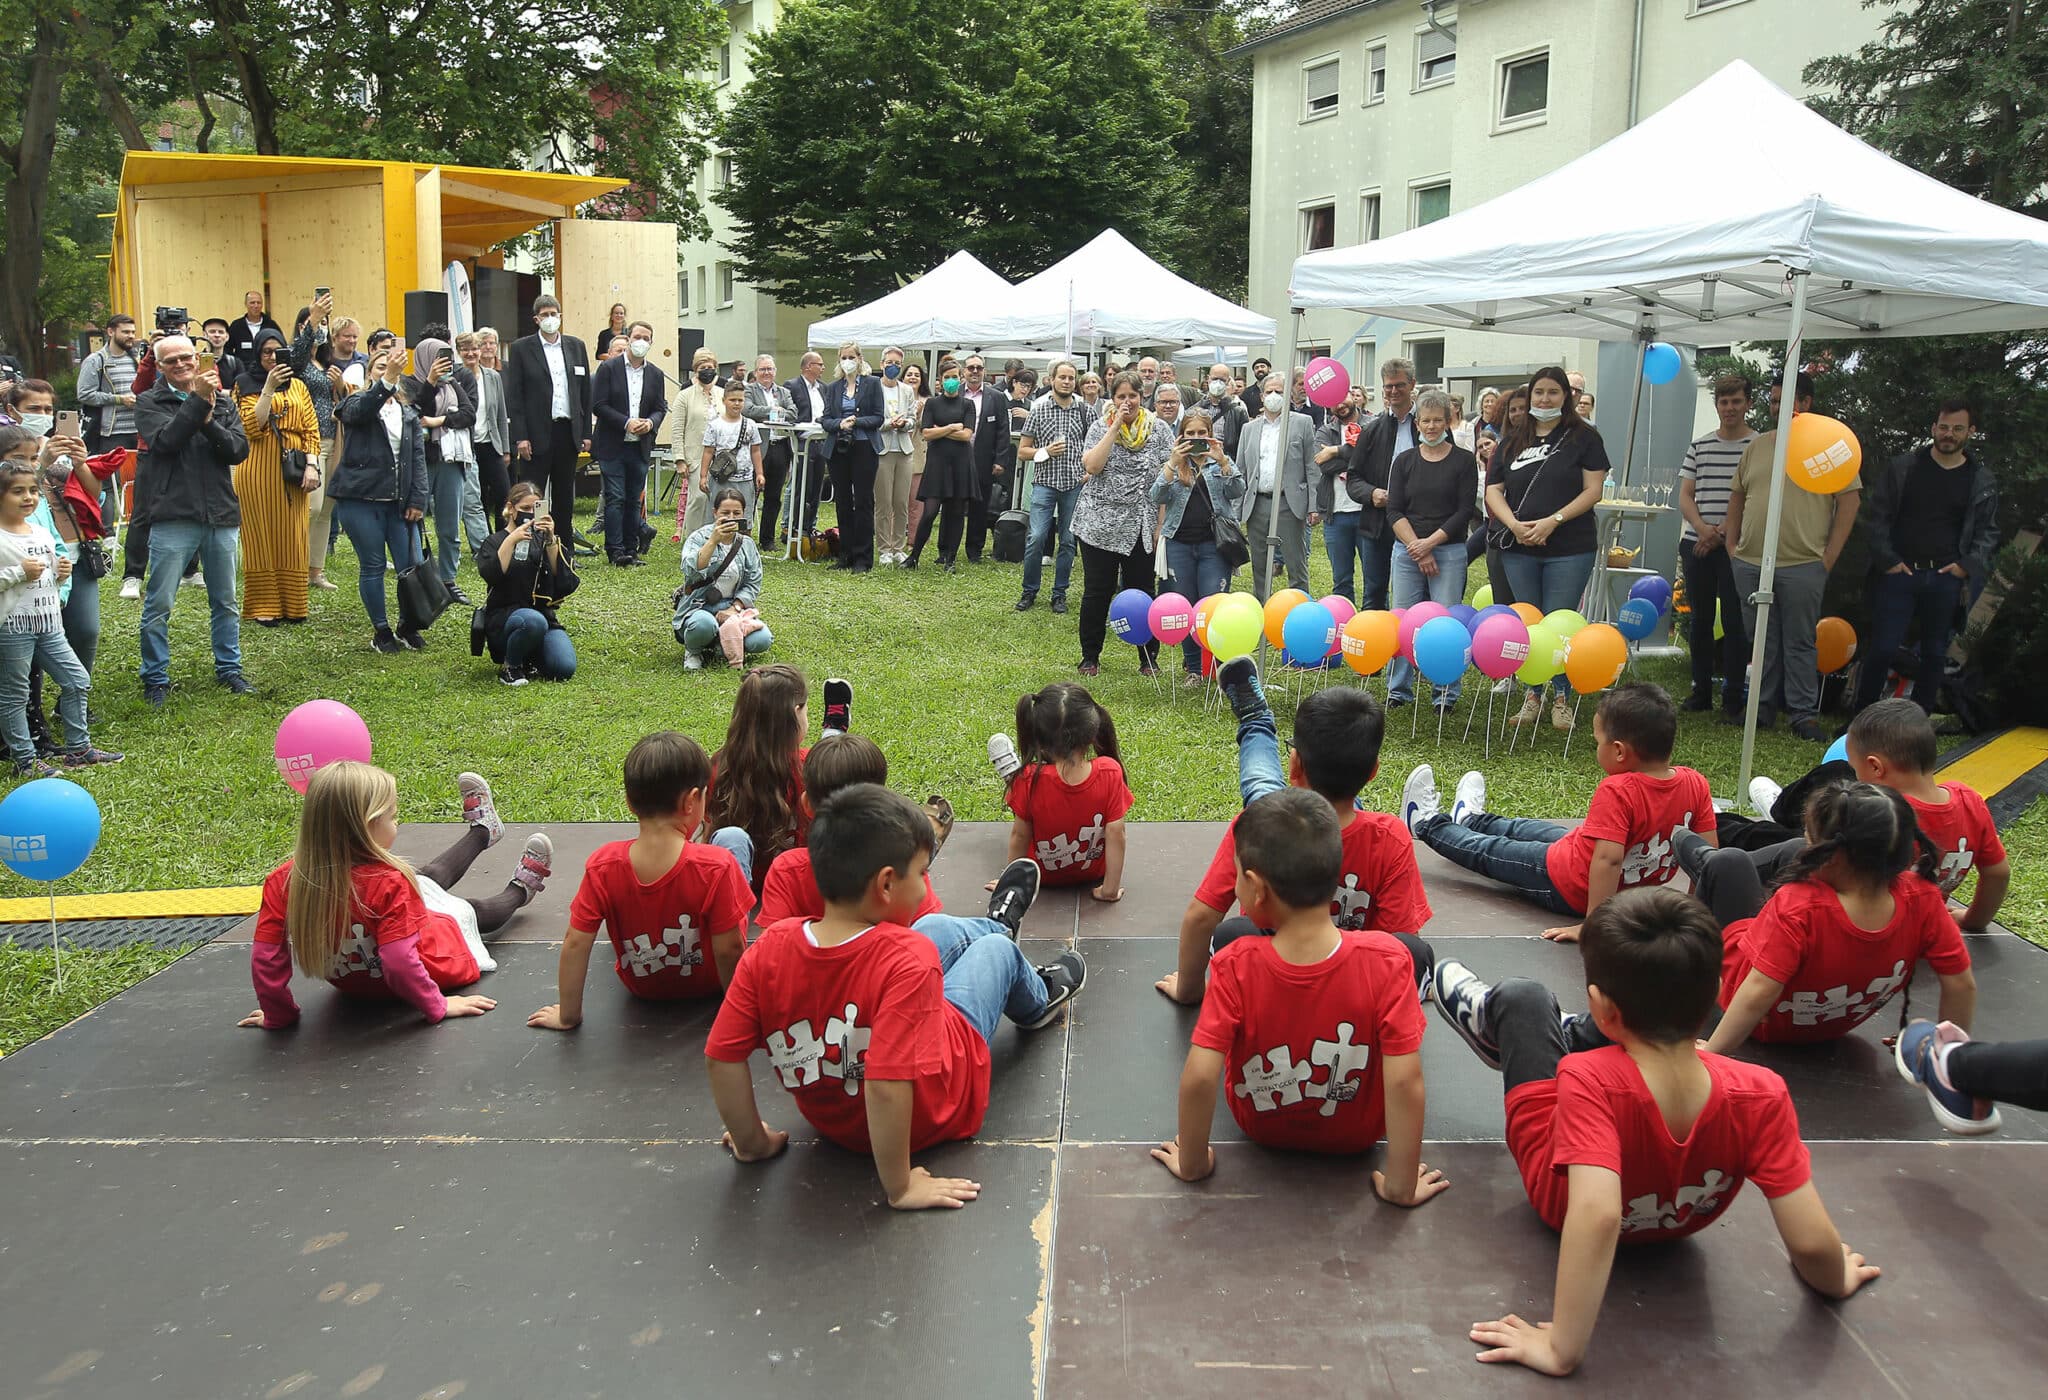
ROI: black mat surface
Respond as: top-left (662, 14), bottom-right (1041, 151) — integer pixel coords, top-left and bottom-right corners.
top-left (0, 915), bottom-right (237, 950)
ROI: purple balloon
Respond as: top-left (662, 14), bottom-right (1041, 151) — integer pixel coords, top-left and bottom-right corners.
top-left (1473, 604), bottom-right (1518, 626)
top-left (1627, 575), bottom-right (1673, 613)
top-left (1109, 588), bottom-right (1155, 645)
top-left (1448, 603), bottom-right (1478, 630)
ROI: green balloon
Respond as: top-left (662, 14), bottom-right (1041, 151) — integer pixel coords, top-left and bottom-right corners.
top-left (1545, 609), bottom-right (1589, 638)
top-left (1518, 623), bottom-right (1562, 685)
top-left (1208, 595), bottom-right (1263, 660)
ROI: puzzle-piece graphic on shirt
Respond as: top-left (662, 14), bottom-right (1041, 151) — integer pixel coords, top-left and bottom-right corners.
top-left (1620, 813), bottom-right (1694, 887)
top-left (329, 923), bottom-right (384, 981)
top-left (1331, 874), bottom-right (1375, 929)
top-left (620, 916), bottom-right (703, 978)
top-left (1307, 1021), bottom-right (1373, 1116)
top-left (1936, 837), bottom-right (1975, 894)
top-left (1775, 961), bottom-right (1907, 1026)
top-left (1036, 832), bottom-right (1087, 872)
top-left (1076, 813), bottom-right (1106, 864)
top-left (1621, 1169), bottom-right (1732, 1234)
top-left (768, 1018), bottom-right (827, 1088)
top-left (1235, 1045), bottom-right (1315, 1111)
top-left (824, 1003), bottom-right (871, 1096)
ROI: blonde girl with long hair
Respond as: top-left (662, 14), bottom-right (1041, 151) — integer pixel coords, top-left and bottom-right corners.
top-left (241, 765), bottom-right (554, 1028)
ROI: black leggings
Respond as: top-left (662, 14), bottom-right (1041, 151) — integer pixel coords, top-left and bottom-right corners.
top-left (1078, 539), bottom-right (1158, 667)
top-left (1212, 920), bottom-right (1434, 992)
top-left (1491, 976), bottom-right (1615, 1092)
top-left (415, 825), bottom-right (529, 937)
top-left (908, 496), bottom-right (967, 566)
top-left (1947, 1039), bottom-right (2048, 1110)
top-left (1673, 827), bottom-right (1804, 929)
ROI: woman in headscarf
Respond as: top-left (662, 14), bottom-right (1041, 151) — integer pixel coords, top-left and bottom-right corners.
top-left (233, 328), bottom-right (322, 625)
top-left (402, 336), bottom-right (478, 607)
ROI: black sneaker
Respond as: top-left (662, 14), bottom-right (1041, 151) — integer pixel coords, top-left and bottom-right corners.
top-left (371, 628), bottom-right (402, 655)
top-left (1216, 655), bottom-right (1265, 722)
top-left (1014, 595), bottom-right (1037, 613)
top-left (395, 627), bottom-right (426, 651)
top-left (448, 583), bottom-right (474, 607)
top-left (1049, 595), bottom-right (1068, 615)
top-left (1789, 717), bottom-right (1829, 743)
top-left (499, 664), bottom-right (529, 687)
top-left (986, 857), bottom-right (1041, 938)
top-left (142, 682), bottom-right (171, 708)
top-left (219, 675), bottom-right (255, 696)
top-left (1429, 959), bottom-right (1502, 1071)
top-left (1682, 690), bottom-right (1714, 712)
top-left (822, 677), bottom-right (853, 734)
top-left (1023, 948), bottom-right (1088, 1029)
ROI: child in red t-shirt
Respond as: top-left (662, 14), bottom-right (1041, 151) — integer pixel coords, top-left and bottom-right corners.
top-left (1849, 698), bottom-right (2009, 928)
top-left (707, 663), bottom-right (818, 887)
top-left (1404, 683), bottom-right (1715, 941)
top-left (1152, 789), bottom-right (1446, 1202)
top-left (758, 735), bottom-right (947, 927)
top-left (241, 766), bottom-right (553, 1029)
top-left (706, 786), bottom-right (1088, 1210)
top-left (1701, 781), bottom-right (1976, 1052)
top-left (988, 682), bottom-right (1133, 898)
top-left (1430, 887), bottom-right (1879, 1378)
top-left (528, 732), bottom-right (756, 1030)
top-left (1157, 656), bottom-right (1431, 1005)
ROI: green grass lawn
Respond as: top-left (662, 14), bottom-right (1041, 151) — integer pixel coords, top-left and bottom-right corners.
top-left (0, 941), bottom-right (199, 1058)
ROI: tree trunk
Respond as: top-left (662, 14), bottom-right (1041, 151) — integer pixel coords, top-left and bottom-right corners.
top-left (90, 61), bottom-right (155, 151)
top-left (0, 17), bottom-right (68, 376)
top-left (201, 0), bottom-right (284, 154)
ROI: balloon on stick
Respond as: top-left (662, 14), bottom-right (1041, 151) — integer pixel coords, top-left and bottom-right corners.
top-left (1109, 588), bottom-right (1155, 645)
top-left (1472, 613), bottom-right (1532, 680)
top-left (1147, 592), bottom-right (1194, 646)
top-left (1565, 624), bottom-right (1629, 693)
top-left (1643, 342), bottom-right (1684, 385)
top-left (0, 778), bottom-right (102, 882)
top-left (1318, 596), bottom-right (1356, 656)
top-left (1303, 356), bottom-right (1351, 409)
top-left (1545, 608), bottom-right (1589, 638)
top-left (1208, 593), bottom-right (1264, 660)
top-left (1397, 601), bottom-right (1450, 663)
top-left (1615, 597), bottom-right (1661, 642)
top-left (1447, 603), bottom-right (1478, 630)
top-left (1824, 735), bottom-right (1850, 766)
top-left (1517, 623), bottom-right (1563, 686)
top-left (1816, 616), bottom-right (1857, 674)
top-left (1510, 601), bottom-right (1545, 628)
top-left (275, 699), bottom-right (373, 794)
top-left (1342, 610), bottom-right (1399, 676)
top-left (1472, 584), bottom-right (1494, 609)
top-left (1785, 414), bottom-right (1863, 495)
top-left (1192, 593), bottom-right (1224, 649)
top-left (1264, 589), bottom-right (1310, 648)
top-left (1415, 616), bottom-right (1473, 686)
top-left (1626, 575), bottom-right (1673, 614)
top-left (1282, 601), bottom-right (1338, 667)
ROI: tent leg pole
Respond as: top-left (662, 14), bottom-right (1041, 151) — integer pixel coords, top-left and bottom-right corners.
top-left (1616, 333), bottom-right (1650, 491)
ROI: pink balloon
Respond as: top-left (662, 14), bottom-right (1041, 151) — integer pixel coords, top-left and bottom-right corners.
top-left (1303, 356), bottom-right (1351, 409)
top-left (275, 699), bottom-right (373, 793)
top-left (1396, 601), bottom-right (1450, 663)
top-left (1318, 595), bottom-right (1356, 656)
top-left (1472, 613), bottom-right (1533, 680)
top-left (1147, 591), bottom-right (1194, 646)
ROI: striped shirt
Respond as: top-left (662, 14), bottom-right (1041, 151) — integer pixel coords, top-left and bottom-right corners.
top-left (1679, 431), bottom-right (1753, 540)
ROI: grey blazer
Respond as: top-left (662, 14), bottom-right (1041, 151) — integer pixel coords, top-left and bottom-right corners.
top-left (457, 365), bottom-right (511, 453)
top-left (1232, 411), bottom-right (1316, 524)
top-left (742, 380), bottom-right (797, 424)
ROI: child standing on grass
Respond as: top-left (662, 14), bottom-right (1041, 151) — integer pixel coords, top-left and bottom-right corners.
top-left (987, 682), bottom-right (1133, 901)
top-left (241, 765), bottom-right (552, 1029)
top-left (1403, 683), bottom-right (1714, 941)
top-left (0, 454), bottom-right (118, 776)
top-left (1152, 789), bottom-right (1447, 1203)
top-left (1430, 887), bottom-right (1879, 1378)
top-left (708, 665), bottom-right (852, 882)
top-left (1157, 656), bottom-right (1430, 1004)
top-left (528, 732), bottom-right (756, 1031)
top-left (705, 785), bottom-right (1086, 1210)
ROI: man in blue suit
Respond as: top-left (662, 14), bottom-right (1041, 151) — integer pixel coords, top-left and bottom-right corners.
top-left (589, 320), bottom-right (668, 565)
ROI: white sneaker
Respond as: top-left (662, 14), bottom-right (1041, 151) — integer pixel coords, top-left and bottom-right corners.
top-left (988, 733), bottom-right (1022, 782)
top-left (683, 652), bottom-right (704, 671)
top-left (457, 772), bottom-right (504, 847)
top-left (119, 576), bottom-right (142, 601)
top-left (1492, 676), bottom-right (1513, 696)
top-left (1749, 775), bottom-right (1784, 818)
top-left (1401, 764), bottom-right (1441, 835)
top-left (1452, 771), bottom-right (1487, 826)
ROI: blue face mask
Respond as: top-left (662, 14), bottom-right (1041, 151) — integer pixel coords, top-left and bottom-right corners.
top-left (883, 363), bottom-right (901, 380)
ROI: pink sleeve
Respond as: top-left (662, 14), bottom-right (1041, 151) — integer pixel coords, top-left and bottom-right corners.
top-left (378, 933), bottom-right (448, 1023)
top-left (250, 939), bottom-right (301, 1028)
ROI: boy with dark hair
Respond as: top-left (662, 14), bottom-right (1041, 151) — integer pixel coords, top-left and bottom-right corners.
top-left (1158, 656), bottom-right (1431, 1003)
top-left (758, 735), bottom-right (947, 926)
top-left (528, 732), bottom-right (756, 1029)
top-left (1431, 887), bottom-right (1879, 1377)
top-left (1153, 789), bottom-right (1445, 1201)
top-left (1849, 697), bottom-right (2008, 928)
top-left (1404, 683), bottom-right (1715, 942)
top-left (706, 785), bottom-right (1086, 1210)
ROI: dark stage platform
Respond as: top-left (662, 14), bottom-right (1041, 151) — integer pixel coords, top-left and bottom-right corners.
top-left (4, 823), bottom-right (2044, 1398)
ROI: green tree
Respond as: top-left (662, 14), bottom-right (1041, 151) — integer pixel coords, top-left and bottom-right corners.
top-left (715, 0), bottom-right (1192, 312)
top-left (1145, 0), bottom-right (1257, 303)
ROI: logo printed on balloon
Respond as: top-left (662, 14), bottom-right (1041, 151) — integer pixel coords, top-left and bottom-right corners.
top-left (4, 834), bottom-right (48, 863)
top-left (1798, 440), bottom-right (1855, 480)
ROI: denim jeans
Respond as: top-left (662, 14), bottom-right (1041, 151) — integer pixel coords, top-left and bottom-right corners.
top-left (1416, 813), bottom-right (1578, 916)
top-left (1022, 482), bottom-right (1082, 601)
top-left (677, 608), bottom-right (775, 661)
top-left (139, 520), bottom-right (242, 687)
top-left (332, 499), bottom-right (420, 633)
top-left (1500, 549), bottom-right (1597, 698)
top-left (598, 456), bottom-right (650, 562)
top-left (459, 460), bottom-right (490, 551)
top-left (1388, 540), bottom-right (1470, 704)
top-left (500, 607), bottom-right (578, 680)
top-left (1164, 536), bottom-right (1231, 672)
top-left (1853, 566), bottom-right (1964, 714)
top-left (1233, 684), bottom-right (1287, 806)
top-left (27, 574), bottom-right (101, 722)
top-left (708, 825), bottom-right (754, 884)
top-left (911, 914), bottom-right (1050, 1044)
top-left (429, 464), bottom-right (465, 584)
top-left (0, 630), bottom-right (89, 761)
top-left (1322, 510), bottom-right (1390, 609)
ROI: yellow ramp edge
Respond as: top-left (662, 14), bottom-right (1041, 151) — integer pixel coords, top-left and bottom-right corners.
top-left (0, 886), bottom-right (260, 924)
top-left (1937, 726), bottom-right (2048, 801)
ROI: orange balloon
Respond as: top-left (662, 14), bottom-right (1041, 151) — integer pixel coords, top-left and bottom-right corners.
top-left (1816, 616), bottom-right (1857, 674)
top-left (1341, 610), bottom-right (1400, 676)
top-left (1564, 623), bottom-right (1628, 693)
top-left (1193, 593), bottom-right (1224, 649)
top-left (1785, 413), bottom-right (1863, 494)
top-left (1263, 589), bottom-right (1310, 649)
top-left (1510, 601), bottom-right (1545, 627)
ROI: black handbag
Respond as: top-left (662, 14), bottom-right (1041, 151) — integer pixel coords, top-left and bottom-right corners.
top-left (396, 526), bottom-right (455, 632)
top-left (280, 447), bottom-right (311, 489)
top-left (1211, 508), bottom-right (1252, 570)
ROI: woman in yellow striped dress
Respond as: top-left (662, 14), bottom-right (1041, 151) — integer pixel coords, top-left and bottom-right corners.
top-left (235, 329), bottom-right (321, 624)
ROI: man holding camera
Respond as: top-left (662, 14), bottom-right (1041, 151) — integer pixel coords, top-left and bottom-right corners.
top-left (133, 335), bottom-right (251, 707)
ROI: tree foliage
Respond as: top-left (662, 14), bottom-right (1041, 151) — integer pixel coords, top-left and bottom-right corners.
top-left (1144, 0), bottom-right (1258, 304)
top-left (715, 0), bottom-right (1196, 312)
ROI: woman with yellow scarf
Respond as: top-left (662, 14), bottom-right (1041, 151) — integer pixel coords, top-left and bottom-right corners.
top-left (1073, 372), bottom-right (1170, 676)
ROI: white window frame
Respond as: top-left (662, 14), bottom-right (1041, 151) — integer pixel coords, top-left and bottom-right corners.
top-left (1409, 177), bottom-right (1452, 228)
top-left (678, 270), bottom-right (690, 314)
top-left (716, 42), bottom-right (732, 85)
top-left (1363, 41), bottom-right (1387, 106)
top-left (695, 267), bottom-right (708, 314)
top-left (1299, 198), bottom-right (1338, 254)
top-left (1302, 55), bottom-right (1341, 122)
top-left (1495, 47), bottom-right (1549, 132)
top-left (1415, 25), bottom-right (1456, 91)
top-left (1359, 189), bottom-right (1382, 243)
top-left (714, 152), bottom-right (734, 189)
top-left (716, 262), bottom-right (736, 309)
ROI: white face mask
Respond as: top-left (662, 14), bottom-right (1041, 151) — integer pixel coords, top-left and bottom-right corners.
top-left (1263, 392), bottom-right (1285, 415)
top-left (839, 357), bottom-right (858, 376)
top-left (1420, 429), bottom-right (1448, 447)
top-left (1529, 404), bottom-right (1563, 422)
top-left (628, 338), bottom-right (649, 360)
top-left (19, 413), bottom-right (53, 437)
top-left (538, 315), bottom-right (561, 336)
top-left (1208, 380), bottom-right (1228, 398)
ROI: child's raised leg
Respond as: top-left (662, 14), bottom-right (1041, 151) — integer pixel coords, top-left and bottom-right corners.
top-left (466, 833), bottom-right (554, 938)
top-left (1672, 827), bottom-right (1793, 929)
top-left (1217, 656), bottom-right (1285, 806)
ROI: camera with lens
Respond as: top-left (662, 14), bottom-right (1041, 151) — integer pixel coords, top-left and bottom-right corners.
top-left (155, 306), bottom-right (189, 333)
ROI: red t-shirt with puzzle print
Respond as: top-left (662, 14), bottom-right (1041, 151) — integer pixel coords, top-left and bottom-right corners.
top-left (1545, 768), bottom-right (1716, 913)
top-left (568, 839), bottom-right (754, 999)
top-left (1903, 783), bottom-right (2005, 897)
top-left (1004, 757), bottom-right (1134, 887)
top-left (759, 846), bottom-right (943, 927)
top-left (1193, 808), bottom-right (1432, 934)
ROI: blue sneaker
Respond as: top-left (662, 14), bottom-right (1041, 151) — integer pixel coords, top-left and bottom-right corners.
top-left (1430, 958), bottom-right (1501, 1071)
top-left (1896, 1019), bottom-right (2001, 1136)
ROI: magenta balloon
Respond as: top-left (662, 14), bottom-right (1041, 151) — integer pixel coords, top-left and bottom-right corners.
top-left (1147, 591), bottom-right (1194, 646)
top-left (1303, 356), bottom-right (1351, 409)
top-left (1396, 602), bottom-right (1448, 664)
top-left (1471, 613), bottom-right (1533, 680)
top-left (274, 699), bottom-right (373, 793)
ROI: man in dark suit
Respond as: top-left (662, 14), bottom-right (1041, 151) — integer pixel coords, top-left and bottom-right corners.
top-left (502, 293), bottom-right (592, 542)
top-left (742, 354), bottom-right (798, 541)
top-left (781, 351), bottom-right (830, 541)
top-left (1319, 356), bottom-right (1417, 609)
top-left (589, 319), bottom-right (668, 565)
top-left (221, 290), bottom-right (280, 365)
top-left (959, 352), bottom-right (1012, 562)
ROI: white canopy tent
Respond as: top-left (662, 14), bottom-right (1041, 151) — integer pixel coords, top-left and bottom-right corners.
top-left (1287, 60), bottom-right (2048, 802)
top-left (805, 250), bottom-right (1056, 351)
top-left (1005, 229), bottom-right (1278, 350)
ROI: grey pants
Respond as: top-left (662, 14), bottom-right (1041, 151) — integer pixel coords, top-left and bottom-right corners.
top-left (1245, 492), bottom-right (1310, 601)
top-left (1732, 556), bottom-right (1827, 721)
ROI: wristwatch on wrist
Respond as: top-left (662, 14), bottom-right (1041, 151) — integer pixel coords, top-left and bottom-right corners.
top-left (1552, 512), bottom-right (1565, 524)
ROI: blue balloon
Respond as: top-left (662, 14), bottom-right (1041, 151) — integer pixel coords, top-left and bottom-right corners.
top-left (1282, 601), bottom-right (1337, 667)
top-left (1473, 604), bottom-right (1518, 627)
top-left (1643, 342), bottom-right (1683, 385)
top-left (1824, 735), bottom-right (1849, 766)
top-left (1615, 597), bottom-right (1660, 642)
top-left (0, 778), bottom-right (102, 882)
top-left (1627, 575), bottom-right (1673, 614)
top-left (1414, 615), bottom-right (1473, 686)
top-left (1109, 588), bottom-right (1155, 645)
top-left (1447, 603), bottom-right (1478, 630)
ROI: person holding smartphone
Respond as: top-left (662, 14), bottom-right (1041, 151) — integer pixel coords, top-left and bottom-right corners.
top-left (1149, 410), bottom-right (1243, 683)
top-left (675, 487), bottom-right (772, 670)
top-left (330, 344), bottom-right (429, 655)
top-left (475, 481), bottom-right (579, 686)
top-left (232, 329), bottom-right (322, 625)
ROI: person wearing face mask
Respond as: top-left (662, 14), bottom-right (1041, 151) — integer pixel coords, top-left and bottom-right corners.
top-left (402, 336), bottom-right (479, 604)
top-left (1321, 357), bottom-right (1416, 610)
top-left (1234, 372), bottom-right (1315, 600)
top-left (743, 355), bottom-right (799, 543)
top-left (1074, 372), bottom-right (1168, 675)
top-left (818, 341), bottom-right (885, 572)
top-left (906, 361), bottom-right (977, 572)
top-left (1385, 390), bottom-right (1479, 713)
top-left (674, 347), bottom-right (726, 541)
top-left (873, 346), bottom-right (917, 565)
top-left (1198, 363), bottom-right (1249, 459)
top-left (590, 320), bottom-right (670, 567)
top-left (502, 294), bottom-right (592, 545)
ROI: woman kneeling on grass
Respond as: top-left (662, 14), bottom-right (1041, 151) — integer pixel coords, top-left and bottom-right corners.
top-left (476, 481), bottom-right (580, 687)
top-left (240, 763), bottom-right (553, 1029)
top-left (675, 487), bottom-right (772, 671)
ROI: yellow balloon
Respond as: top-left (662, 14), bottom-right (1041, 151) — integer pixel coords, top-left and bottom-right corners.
top-left (1472, 584), bottom-right (1494, 609)
top-left (1208, 593), bottom-right (1264, 660)
top-left (1785, 414), bottom-right (1863, 495)
top-left (1517, 623), bottom-right (1562, 685)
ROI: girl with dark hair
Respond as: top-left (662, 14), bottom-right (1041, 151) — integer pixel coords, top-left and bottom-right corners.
top-left (676, 486), bottom-right (771, 668)
top-left (1692, 781), bottom-right (1976, 1053)
top-left (709, 662), bottom-right (812, 884)
top-left (986, 682), bottom-right (1133, 900)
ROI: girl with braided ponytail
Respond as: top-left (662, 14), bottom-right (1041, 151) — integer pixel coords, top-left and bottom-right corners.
top-left (986, 682), bottom-right (1133, 901)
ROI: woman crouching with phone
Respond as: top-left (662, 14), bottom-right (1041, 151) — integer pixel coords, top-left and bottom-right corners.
top-left (475, 481), bottom-right (579, 686)
top-left (674, 487), bottom-right (773, 671)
